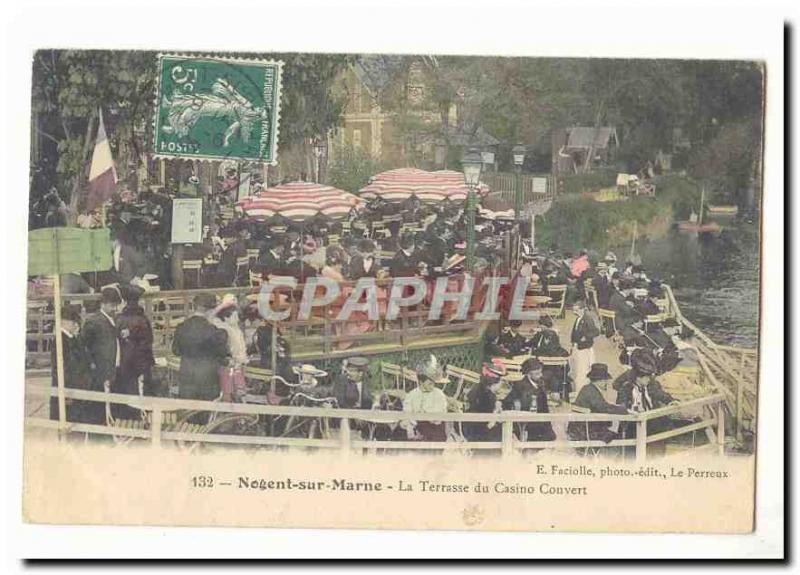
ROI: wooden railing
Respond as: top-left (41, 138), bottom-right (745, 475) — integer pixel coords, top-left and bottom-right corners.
top-left (663, 284), bottom-right (758, 442)
top-left (24, 384), bottom-right (726, 462)
top-left (26, 278), bottom-right (489, 367)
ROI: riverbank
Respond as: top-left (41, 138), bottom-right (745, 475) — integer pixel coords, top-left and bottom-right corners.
top-left (536, 174), bottom-right (702, 253)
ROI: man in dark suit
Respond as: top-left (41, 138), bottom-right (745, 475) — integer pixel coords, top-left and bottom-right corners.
top-left (348, 239), bottom-right (379, 279)
top-left (570, 300), bottom-right (599, 393)
top-left (614, 349), bottom-right (676, 413)
top-left (172, 293), bottom-right (229, 401)
top-left (82, 285), bottom-right (122, 417)
top-left (50, 304), bottom-right (95, 423)
top-left (116, 284), bottom-right (156, 407)
top-left (216, 224), bottom-right (249, 287)
top-left (255, 241), bottom-right (282, 279)
top-left (490, 320), bottom-right (530, 357)
top-left (568, 363), bottom-right (628, 444)
top-left (331, 356), bottom-right (374, 410)
top-left (502, 358), bottom-right (556, 442)
top-left (390, 234), bottom-right (419, 278)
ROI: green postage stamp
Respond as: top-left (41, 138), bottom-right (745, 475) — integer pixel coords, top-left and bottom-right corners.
top-left (153, 54), bottom-right (283, 163)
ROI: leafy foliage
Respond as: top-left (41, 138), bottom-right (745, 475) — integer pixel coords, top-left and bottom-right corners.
top-left (327, 144), bottom-right (389, 193)
top-left (536, 175), bottom-right (702, 252)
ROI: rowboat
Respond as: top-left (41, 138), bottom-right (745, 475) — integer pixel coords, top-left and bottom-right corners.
top-left (676, 220), bottom-right (723, 235)
top-left (707, 205), bottom-right (739, 216)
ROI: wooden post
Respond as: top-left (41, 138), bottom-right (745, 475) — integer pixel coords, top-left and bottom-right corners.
top-left (717, 399), bottom-right (726, 456)
top-left (340, 417), bottom-right (351, 456)
top-left (52, 274), bottom-right (67, 437)
top-left (151, 407), bottom-right (162, 448)
top-left (735, 372), bottom-right (744, 443)
top-left (172, 244), bottom-right (185, 290)
top-left (501, 420), bottom-right (513, 459)
top-left (635, 419), bottom-right (647, 463)
top-left (270, 322), bottom-right (278, 395)
top-left (323, 305), bottom-right (331, 355)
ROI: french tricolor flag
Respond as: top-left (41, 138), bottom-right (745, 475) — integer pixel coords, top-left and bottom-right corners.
top-left (86, 109), bottom-right (118, 211)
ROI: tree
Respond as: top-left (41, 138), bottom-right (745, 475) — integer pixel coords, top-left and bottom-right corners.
top-left (327, 143), bottom-right (388, 193)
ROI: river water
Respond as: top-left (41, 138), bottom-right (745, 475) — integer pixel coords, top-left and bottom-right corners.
top-left (618, 219), bottom-right (761, 348)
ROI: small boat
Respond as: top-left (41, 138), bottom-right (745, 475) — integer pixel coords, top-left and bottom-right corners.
top-left (676, 220), bottom-right (722, 234)
top-left (707, 205), bottom-right (739, 216)
top-left (675, 185), bottom-right (723, 235)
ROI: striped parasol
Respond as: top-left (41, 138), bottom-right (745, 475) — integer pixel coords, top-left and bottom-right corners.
top-left (359, 168), bottom-right (490, 203)
top-left (237, 181), bottom-right (363, 222)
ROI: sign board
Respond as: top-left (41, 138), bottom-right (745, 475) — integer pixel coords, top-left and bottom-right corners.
top-left (532, 176), bottom-right (548, 195)
top-left (481, 152), bottom-right (495, 165)
top-left (28, 227), bottom-right (113, 277)
top-left (153, 54), bottom-right (284, 164)
top-left (171, 198), bottom-right (204, 244)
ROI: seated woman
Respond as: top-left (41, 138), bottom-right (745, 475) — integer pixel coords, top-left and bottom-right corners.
top-left (530, 316), bottom-right (568, 357)
top-left (402, 355), bottom-right (450, 441)
top-left (463, 360), bottom-right (506, 442)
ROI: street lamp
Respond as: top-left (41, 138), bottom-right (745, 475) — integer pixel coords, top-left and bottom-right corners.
top-left (512, 144), bottom-right (526, 218)
top-left (462, 147), bottom-right (483, 272)
top-left (313, 137), bottom-right (327, 183)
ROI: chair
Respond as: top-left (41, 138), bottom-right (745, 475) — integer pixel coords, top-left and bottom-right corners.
top-left (378, 250), bottom-right (395, 265)
top-left (246, 248), bottom-right (260, 263)
top-left (546, 284), bottom-right (567, 319)
top-left (379, 361), bottom-right (418, 391)
top-left (655, 298), bottom-right (669, 314)
top-left (249, 270), bottom-right (263, 288)
top-left (340, 221), bottom-right (351, 235)
top-left (597, 308), bottom-right (617, 337)
top-left (586, 286), bottom-right (599, 311)
top-left (181, 260), bottom-right (203, 289)
top-left (538, 356), bottom-right (570, 393)
top-left (644, 312), bottom-right (668, 332)
top-left (219, 206), bottom-right (235, 222)
top-left (569, 404), bottom-right (603, 458)
top-left (371, 221), bottom-right (386, 239)
top-left (234, 256), bottom-right (250, 287)
top-left (327, 234), bottom-right (340, 247)
top-left (444, 365), bottom-right (480, 402)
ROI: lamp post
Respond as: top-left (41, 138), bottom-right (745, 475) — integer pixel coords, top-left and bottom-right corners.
top-left (512, 144), bottom-right (526, 219)
top-left (313, 137), bottom-right (327, 183)
top-left (462, 147), bottom-right (483, 272)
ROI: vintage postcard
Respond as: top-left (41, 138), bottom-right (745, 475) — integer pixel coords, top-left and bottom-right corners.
top-left (21, 46), bottom-right (767, 538)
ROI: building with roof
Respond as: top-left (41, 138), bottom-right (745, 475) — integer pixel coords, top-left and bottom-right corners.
top-left (329, 55), bottom-right (498, 170)
top-left (552, 126), bottom-right (619, 174)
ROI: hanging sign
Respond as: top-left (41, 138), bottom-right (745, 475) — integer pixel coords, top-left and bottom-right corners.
top-left (171, 198), bottom-right (204, 244)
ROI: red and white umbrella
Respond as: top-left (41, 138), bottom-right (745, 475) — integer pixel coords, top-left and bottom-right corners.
top-left (359, 168), bottom-right (490, 203)
top-left (237, 181), bottom-right (363, 222)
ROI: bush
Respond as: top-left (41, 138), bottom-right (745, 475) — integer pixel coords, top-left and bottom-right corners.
top-left (536, 174), bottom-right (702, 252)
top-left (327, 144), bottom-right (389, 193)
